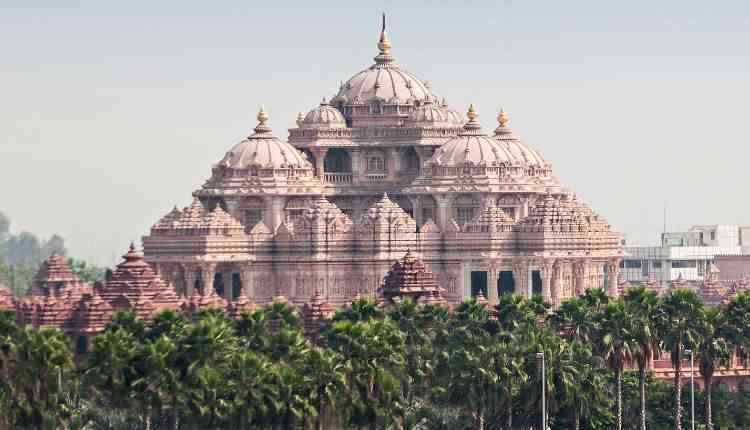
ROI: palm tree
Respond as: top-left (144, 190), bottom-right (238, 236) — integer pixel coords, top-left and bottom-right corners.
top-left (659, 288), bottom-right (705, 430)
top-left (549, 296), bottom-right (597, 343)
top-left (596, 299), bottom-right (637, 430)
top-left (304, 347), bottom-right (349, 430)
top-left (230, 349), bottom-right (278, 428)
top-left (84, 327), bottom-right (139, 417)
top-left (722, 291), bottom-right (750, 362)
top-left (324, 317), bottom-right (405, 430)
top-left (623, 286), bottom-right (662, 430)
top-left (332, 297), bottom-right (384, 323)
top-left (697, 307), bottom-right (731, 430)
top-left (559, 340), bottom-right (613, 430)
top-left (132, 335), bottom-right (183, 430)
top-left (7, 326), bottom-right (76, 429)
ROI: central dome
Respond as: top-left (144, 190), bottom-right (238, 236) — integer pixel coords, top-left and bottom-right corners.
top-left (331, 21), bottom-right (436, 106)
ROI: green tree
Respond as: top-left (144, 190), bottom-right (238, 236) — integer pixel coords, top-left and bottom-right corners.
top-left (659, 288), bottom-right (705, 430)
top-left (325, 316), bottom-right (405, 430)
top-left (6, 326), bottom-right (77, 429)
top-left (623, 286), bottom-right (662, 430)
top-left (596, 299), bottom-right (637, 430)
top-left (697, 306), bottom-right (731, 430)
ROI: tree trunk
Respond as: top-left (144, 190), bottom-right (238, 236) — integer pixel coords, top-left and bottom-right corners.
top-left (674, 350), bottom-right (683, 430)
top-left (704, 373), bottom-right (713, 430)
top-left (616, 367), bottom-right (623, 430)
top-left (640, 363), bottom-right (647, 430)
top-left (507, 401), bottom-right (513, 429)
top-left (574, 407), bottom-right (580, 430)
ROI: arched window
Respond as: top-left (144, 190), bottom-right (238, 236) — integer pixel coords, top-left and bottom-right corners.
top-left (453, 195), bottom-right (480, 226)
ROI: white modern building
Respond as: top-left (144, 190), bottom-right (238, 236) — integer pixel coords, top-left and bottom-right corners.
top-left (622, 225), bottom-right (750, 282)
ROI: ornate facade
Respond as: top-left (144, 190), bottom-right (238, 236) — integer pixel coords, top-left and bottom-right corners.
top-left (141, 20), bottom-right (623, 309)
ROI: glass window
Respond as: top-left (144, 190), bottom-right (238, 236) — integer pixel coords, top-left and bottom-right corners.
top-left (624, 260), bottom-right (642, 269)
top-left (652, 261), bottom-right (662, 269)
top-left (671, 260), bottom-right (697, 269)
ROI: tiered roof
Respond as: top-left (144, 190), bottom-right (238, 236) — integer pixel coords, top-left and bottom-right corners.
top-left (151, 198), bottom-right (245, 236)
top-left (302, 289), bottom-right (334, 336)
top-left (97, 244), bottom-right (182, 318)
top-left (380, 250), bottom-right (443, 304)
top-left (0, 285), bottom-right (13, 310)
top-left (463, 205), bottom-right (515, 233)
top-left (228, 295), bottom-right (258, 319)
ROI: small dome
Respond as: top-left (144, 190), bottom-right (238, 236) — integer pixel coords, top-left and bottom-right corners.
top-left (428, 105), bottom-right (516, 167)
top-left (446, 109), bottom-right (465, 125)
top-left (218, 107), bottom-right (312, 170)
top-left (493, 109), bottom-right (549, 167)
top-left (302, 99), bottom-right (347, 129)
top-left (406, 100), bottom-right (448, 126)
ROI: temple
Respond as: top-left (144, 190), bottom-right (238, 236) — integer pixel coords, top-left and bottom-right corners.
top-left (141, 20), bottom-right (623, 309)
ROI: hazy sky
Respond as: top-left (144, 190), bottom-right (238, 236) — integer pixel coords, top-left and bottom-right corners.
top-left (2, 1), bottom-right (749, 266)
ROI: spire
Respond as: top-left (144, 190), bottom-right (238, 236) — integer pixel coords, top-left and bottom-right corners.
top-left (467, 104), bottom-right (478, 122)
top-left (497, 108), bottom-right (509, 127)
top-left (253, 106), bottom-right (272, 135)
top-left (494, 108), bottom-right (512, 136)
top-left (374, 13), bottom-right (394, 65)
top-left (461, 104), bottom-right (483, 134)
top-left (296, 112), bottom-right (304, 128)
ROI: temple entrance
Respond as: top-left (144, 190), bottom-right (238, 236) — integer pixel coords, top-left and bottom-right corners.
top-left (531, 270), bottom-right (542, 296)
top-left (498, 271), bottom-right (515, 295)
top-left (232, 273), bottom-right (242, 299)
top-left (470, 271), bottom-right (488, 297)
top-left (213, 273), bottom-right (224, 297)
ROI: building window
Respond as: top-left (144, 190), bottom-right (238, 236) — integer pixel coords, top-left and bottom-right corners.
top-left (671, 260), bottom-right (697, 269)
top-left (652, 261), bottom-right (662, 269)
top-left (367, 157), bottom-right (385, 172)
top-left (456, 207), bottom-right (475, 225)
top-left (623, 260), bottom-right (642, 269)
top-left (245, 209), bottom-right (262, 228)
top-left (710, 231), bottom-right (716, 241)
top-left (422, 207), bottom-right (434, 223)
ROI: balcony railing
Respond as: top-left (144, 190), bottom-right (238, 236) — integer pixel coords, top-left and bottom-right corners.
top-left (324, 172), bottom-right (353, 184)
top-left (364, 173), bottom-right (387, 182)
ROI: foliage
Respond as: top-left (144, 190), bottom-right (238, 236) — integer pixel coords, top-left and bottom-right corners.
top-left (0, 289), bottom-right (749, 429)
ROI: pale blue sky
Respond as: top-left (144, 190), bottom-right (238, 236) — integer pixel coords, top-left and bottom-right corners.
top-left (1, 1), bottom-right (749, 265)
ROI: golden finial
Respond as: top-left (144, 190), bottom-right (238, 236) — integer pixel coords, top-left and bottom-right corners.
top-left (467, 104), bottom-right (478, 121)
top-left (257, 106), bottom-right (269, 125)
top-left (377, 13), bottom-right (391, 54)
top-left (296, 112), bottom-right (305, 128)
top-left (497, 108), bottom-right (510, 127)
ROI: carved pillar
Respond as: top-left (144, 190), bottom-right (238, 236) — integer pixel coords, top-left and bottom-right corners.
top-left (541, 259), bottom-right (555, 304)
top-left (386, 148), bottom-right (398, 180)
top-left (182, 263), bottom-right (197, 297)
top-left (488, 263), bottom-right (499, 305)
top-left (574, 259), bottom-right (589, 296)
top-left (242, 265), bottom-right (254, 299)
top-left (310, 148), bottom-right (328, 178)
top-left (200, 263), bottom-right (216, 295)
top-left (513, 258), bottom-right (529, 297)
top-left (607, 258), bottom-right (621, 298)
top-left (408, 196), bottom-right (422, 227)
top-left (350, 148), bottom-right (361, 184)
top-left (435, 194), bottom-right (454, 230)
top-left (552, 260), bottom-right (565, 308)
top-left (266, 196), bottom-right (286, 232)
